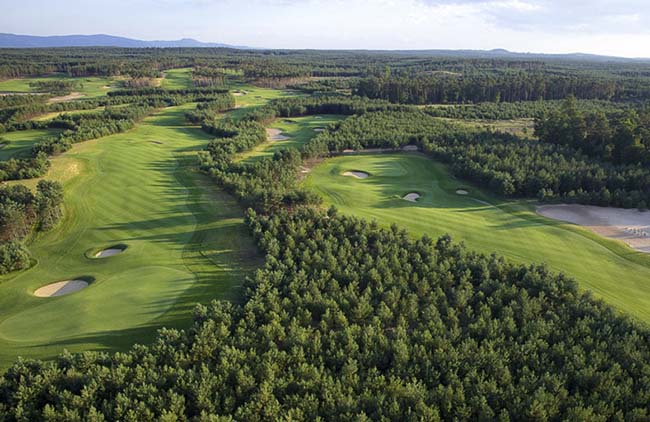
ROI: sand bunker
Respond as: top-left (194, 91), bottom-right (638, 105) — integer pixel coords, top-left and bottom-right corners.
top-left (284, 119), bottom-right (296, 124)
top-left (343, 171), bottom-right (369, 179)
top-left (34, 280), bottom-right (88, 297)
top-left (233, 92), bottom-right (245, 96)
top-left (456, 189), bottom-right (469, 195)
top-left (403, 193), bottom-right (421, 202)
top-left (314, 128), bottom-right (325, 132)
top-left (95, 248), bottom-right (124, 258)
top-left (314, 116), bottom-right (323, 119)
top-left (538, 204), bottom-right (650, 253)
top-left (402, 145), bottom-right (419, 152)
top-left (266, 128), bottom-right (290, 141)
top-left (0, 143), bottom-right (6, 150)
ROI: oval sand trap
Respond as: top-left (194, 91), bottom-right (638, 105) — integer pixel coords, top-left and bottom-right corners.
top-left (343, 171), bottom-right (369, 179)
top-left (95, 248), bottom-right (124, 258)
top-left (403, 193), bottom-right (421, 202)
top-left (456, 189), bottom-right (469, 195)
top-left (34, 280), bottom-right (88, 297)
top-left (314, 128), bottom-right (325, 132)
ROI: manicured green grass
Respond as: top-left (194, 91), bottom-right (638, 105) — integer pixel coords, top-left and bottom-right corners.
top-left (304, 153), bottom-right (650, 323)
top-left (0, 105), bottom-right (260, 367)
top-left (227, 83), bottom-right (302, 120)
top-left (0, 129), bottom-right (60, 161)
top-left (239, 115), bottom-right (344, 163)
top-left (160, 68), bottom-right (193, 89)
top-left (0, 75), bottom-right (117, 98)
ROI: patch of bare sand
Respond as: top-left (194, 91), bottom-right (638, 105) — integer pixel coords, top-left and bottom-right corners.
top-left (402, 145), bottom-right (419, 151)
top-left (343, 171), bottom-right (369, 179)
top-left (34, 280), bottom-right (88, 297)
top-left (403, 193), bottom-right (421, 202)
top-left (48, 92), bottom-right (84, 104)
top-left (456, 189), bottom-right (469, 195)
top-left (537, 204), bottom-right (650, 253)
top-left (95, 248), bottom-right (124, 258)
top-left (266, 128), bottom-right (290, 141)
top-left (314, 128), bottom-right (325, 132)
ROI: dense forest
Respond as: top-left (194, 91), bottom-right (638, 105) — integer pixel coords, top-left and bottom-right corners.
top-left (2, 49), bottom-right (650, 419)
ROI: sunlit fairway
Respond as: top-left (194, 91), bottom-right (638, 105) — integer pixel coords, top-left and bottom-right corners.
top-left (0, 75), bottom-right (118, 97)
top-left (0, 129), bottom-right (61, 161)
top-left (304, 153), bottom-right (650, 323)
top-left (0, 104), bottom-right (260, 367)
top-left (239, 114), bottom-right (344, 162)
top-left (160, 68), bottom-right (194, 89)
top-left (227, 83), bottom-right (302, 120)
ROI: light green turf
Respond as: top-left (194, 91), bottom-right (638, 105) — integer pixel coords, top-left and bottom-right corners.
top-left (0, 105), bottom-right (260, 367)
top-left (239, 115), bottom-right (344, 163)
top-left (0, 75), bottom-right (117, 98)
top-left (228, 83), bottom-right (302, 120)
top-left (304, 153), bottom-right (650, 323)
top-left (160, 68), bottom-right (193, 89)
top-left (0, 129), bottom-right (60, 161)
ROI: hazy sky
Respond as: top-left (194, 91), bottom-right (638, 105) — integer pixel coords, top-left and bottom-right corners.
top-left (2, 0), bottom-right (650, 57)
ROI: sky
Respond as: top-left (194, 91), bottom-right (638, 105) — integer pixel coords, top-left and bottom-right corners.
top-left (2, 0), bottom-right (650, 57)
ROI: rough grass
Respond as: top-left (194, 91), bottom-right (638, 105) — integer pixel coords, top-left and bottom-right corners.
top-left (0, 105), bottom-right (260, 367)
top-left (304, 153), bottom-right (650, 324)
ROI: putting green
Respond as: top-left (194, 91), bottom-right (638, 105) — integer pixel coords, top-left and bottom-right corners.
top-left (0, 129), bottom-right (60, 161)
top-left (0, 75), bottom-right (117, 97)
top-left (304, 153), bottom-right (650, 323)
top-left (0, 104), bottom-right (259, 366)
top-left (239, 115), bottom-right (344, 163)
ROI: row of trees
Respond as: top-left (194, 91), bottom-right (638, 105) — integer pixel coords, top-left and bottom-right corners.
top-left (535, 97), bottom-right (650, 165)
top-left (0, 180), bottom-right (63, 274)
top-left (355, 73), bottom-right (650, 104)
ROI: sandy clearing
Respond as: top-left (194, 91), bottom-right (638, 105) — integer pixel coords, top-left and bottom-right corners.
top-left (456, 189), bottom-right (469, 195)
top-left (343, 171), bottom-right (369, 179)
top-left (266, 128), bottom-right (290, 141)
top-left (48, 92), bottom-right (84, 104)
top-left (537, 204), bottom-right (650, 253)
top-left (95, 248), bottom-right (124, 258)
top-left (34, 280), bottom-right (88, 297)
top-left (403, 193), bottom-right (421, 202)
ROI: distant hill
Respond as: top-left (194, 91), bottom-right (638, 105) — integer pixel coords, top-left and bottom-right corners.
top-left (0, 33), bottom-right (247, 49)
top-left (384, 48), bottom-right (649, 62)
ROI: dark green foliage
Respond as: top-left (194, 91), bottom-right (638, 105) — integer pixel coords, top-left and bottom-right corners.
top-left (28, 79), bottom-right (79, 95)
top-left (536, 97), bottom-right (650, 165)
top-left (2, 208), bottom-right (650, 419)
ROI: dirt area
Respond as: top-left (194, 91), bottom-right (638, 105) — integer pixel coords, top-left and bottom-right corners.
top-left (48, 92), bottom-right (84, 104)
top-left (537, 204), bottom-right (650, 253)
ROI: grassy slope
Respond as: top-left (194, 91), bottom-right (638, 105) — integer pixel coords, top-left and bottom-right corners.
top-left (239, 115), bottom-right (344, 163)
top-left (0, 104), bottom-right (259, 367)
top-left (0, 129), bottom-right (60, 161)
top-left (304, 153), bottom-right (650, 323)
top-left (0, 75), bottom-right (117, 98)
top-left (160, 68), bottom-right (193, 89)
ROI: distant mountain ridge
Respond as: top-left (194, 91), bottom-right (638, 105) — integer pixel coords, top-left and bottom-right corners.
top-left (1, 33), bottom-right (647, 62)
top-left (0, 33), bottom-right (247, 49)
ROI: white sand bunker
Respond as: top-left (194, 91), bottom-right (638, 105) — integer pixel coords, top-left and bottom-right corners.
top-left (314, 128), bottom-right (325, 132)
top-left (232, 91), bottom-right (246, 96)
top-left (34, 280), bottom-right (88, 297)
top-left (314, 116), bottom-right (323, 119)
top-left (538, 204), bottom-right (650, 253)
top-left (266, 128), bottom-right (290, 141)
top-left (456, 189), bottom-right (469, 195)
top-left (343, 171), bottom-right (369, 179)
top-left (95, 248), bottom-right (124, 258)
top-left (403, 193), bottom-right (421, 202)
top-left (402, 145), bottom-right (419, 151)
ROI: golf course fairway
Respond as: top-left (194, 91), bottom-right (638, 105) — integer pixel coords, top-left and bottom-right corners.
top-left (304, 153), bottom-right (650, 323)
top-left (0, 104), bottom-right (259, 367)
